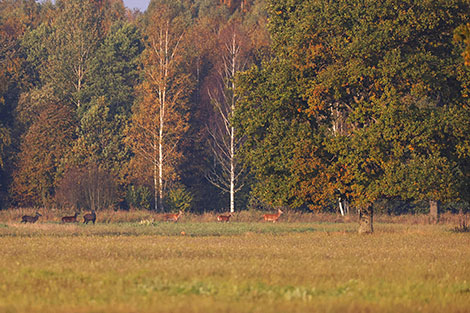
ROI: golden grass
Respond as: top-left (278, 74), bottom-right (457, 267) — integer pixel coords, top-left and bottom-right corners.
top-left (0, 222), bottom-right (469, 312)
top-left (2, 208), bottom-right (468, 225)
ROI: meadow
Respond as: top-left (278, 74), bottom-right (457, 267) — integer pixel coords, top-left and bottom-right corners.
top-left (0, 210), bottom-right (469, 313)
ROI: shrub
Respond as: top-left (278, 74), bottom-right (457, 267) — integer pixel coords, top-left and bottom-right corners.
top-left (126, 185), bottom-right (151, 210)
top-left (56, 165), bottom-right (117, 210)
top-left (165, 186), bottom-right (193, 212)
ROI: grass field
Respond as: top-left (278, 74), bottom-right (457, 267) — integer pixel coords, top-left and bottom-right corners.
top-left (0, 218), bottom-right (469, 313)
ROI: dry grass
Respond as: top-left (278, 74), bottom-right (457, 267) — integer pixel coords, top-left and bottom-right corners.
top-left (0, 221), bottom-right (469, 313)
top-left (1, 208), bottom-right (468, 226)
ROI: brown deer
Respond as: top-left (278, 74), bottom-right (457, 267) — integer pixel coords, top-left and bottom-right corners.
top-left (61, 212), bottom-right (78, 223)
top-left (83, 210), bottom-right (96, 224)
top-left (217, 213), bottom-right (233, 222)
top-left (21, 212), bottom-right (42, 223)
top-left (162, 210), bottom-right (183, 222)
top-left (263, 209), bottom-right (283, 223)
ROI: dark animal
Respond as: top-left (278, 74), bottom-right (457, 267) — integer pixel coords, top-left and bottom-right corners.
top-left (217, 213), bottom-right (233, 222)
top-left (21, 212), bottom-right (42, 223)
top-left (83, 210), bottom-right (96, 224)
top-left (62, 212), bottom-right (78, 223)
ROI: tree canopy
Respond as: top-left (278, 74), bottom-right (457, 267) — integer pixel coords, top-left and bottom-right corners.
top-left (236, 0), bottom-right (470, 231)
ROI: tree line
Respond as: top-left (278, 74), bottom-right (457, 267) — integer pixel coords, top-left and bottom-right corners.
top-left (0, 0), bottom-right (268, 213)
top-left (1, 0), bottom-right (469, 232)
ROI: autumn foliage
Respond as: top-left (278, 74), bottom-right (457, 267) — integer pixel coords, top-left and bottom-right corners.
top-left (0, 0), bottom-right (469, 234)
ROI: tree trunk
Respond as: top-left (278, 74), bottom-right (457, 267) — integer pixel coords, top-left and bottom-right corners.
top-left (207, 28), bottom-right (247, 214)
top-left (358, 205), bottom-right (373, 234)
top-left (153, 128), bottom-right (159, 211)
top-left (230, 154), bottom-right (234, 213)
top-left (429, 200), bottom-right (439, 224)
top-left (158, 116), bottom-right (164, 212)
top-left (344, 200), bottom-right (350, 215)
top-left (229, 115), bottom-right (235, 213)
top-left (229, 34), bottom-right (236, 214)
top-left (157, 155), bottom-right (158, 212)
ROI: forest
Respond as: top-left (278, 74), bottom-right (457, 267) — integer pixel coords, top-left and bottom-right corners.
top-left (1, 0), bottom-right (470, 232)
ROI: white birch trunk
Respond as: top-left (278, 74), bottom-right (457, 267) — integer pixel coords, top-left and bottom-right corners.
top-left (154, 134), bottom-right (158, 211)
top-left (339, 198), bottom-right (344, 216)
top-left (133, 8), bottom-right (186, 213)
top-left (229, 34), bottom-right (236, 213)
top-left (159, 93), bottom-right (164, 211)
top-left (230, 124), bottom-right (235, 213)
top-left (207, 28), bottom-right (247, 213)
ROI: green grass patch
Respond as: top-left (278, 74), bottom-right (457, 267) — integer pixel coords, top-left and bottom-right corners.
top-left (0, 221), bottom-right (350, 238)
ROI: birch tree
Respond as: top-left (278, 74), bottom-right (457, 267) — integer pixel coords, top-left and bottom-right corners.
top-left (207, 22), bottom-right (250, 213)
top-left (127, 4), bottom-right (190, 212)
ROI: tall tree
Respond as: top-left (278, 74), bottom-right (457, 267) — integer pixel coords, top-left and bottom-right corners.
top-left (174, 9), bottom-right (229, 213)
top-left (72, 97), bottom-right (128, 172)
top-left (11, 88), bottom-right (75, 206)
top-left (181, 1), bottom-right (269, 212)
top-left (85, 22), bottom-right (143, 116)
top-left (207, 21), bottom-right (251, 213)
top-left (299, 0), bottom-right (469, 232)
top-left (127, 3), bottom-right (191, 211)
top-left (46, 0), bottom-right (103, 109)
top-left (0, 0), bottom-right (41, 205)
top-left (236, 58), bottom-right (332, 209)
top-left (75, 21), bottom-right (143, 179)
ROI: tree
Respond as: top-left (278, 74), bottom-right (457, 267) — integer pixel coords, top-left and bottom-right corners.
top-left (207, 21), bottom-right (251, 213)
top-left (236, 58), bottom-right (333, 210)
top-left (298, 0), bottom-right (469, 232)
top-left (72, 97), bottom-right (129, 173)
top-left (75, 21), bottom-right (143, 197)
top-left (127, 3), bottom-right (191, 211)
top-left (0, 0), bottom-right (41, 206)
top-left (11, 88), bottom-right (75, 206)
top-left (175, 12), bottom-right (226, 212)
top-left (84, 21), bottom-right (144, 116)
top-left (455, 23), bottom-right (470, 66)
top-left (453, 24), bottom-right (470, 208)
top-left (11, 0), bottom-right (136, 208)
top-left (237, 0), bottom-right (470, 232)
top-left (171, 1), bottom-right (271, 213)
top-left (45, 0), bottom-right (103, 109)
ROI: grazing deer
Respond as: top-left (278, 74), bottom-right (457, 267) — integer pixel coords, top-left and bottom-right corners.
top-left (217, 213), bottom-right (232, 222)
top-left (263, 209), bottom-right (283, 223)
top-left (21, 212), bottom-right (42, 223)
top-left (61, 212), bottom-right (78, 223)
top-left (162, 210), bottom-right (183, 222)
top-left (83, 210), bottom-right (96, 224)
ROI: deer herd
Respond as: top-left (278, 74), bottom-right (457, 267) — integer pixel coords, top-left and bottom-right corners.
top-left (20, 211), bottom-right (97, 224)
top-left (18, 208), bottom-right (284, 224)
